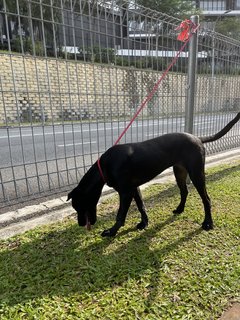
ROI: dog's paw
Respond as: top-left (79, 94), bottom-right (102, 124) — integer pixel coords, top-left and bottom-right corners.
top-left (136, 221), bottom-right (148, 230)
top-left (202, 221), bottom-right (214, 231)
top-left (101, 229), bottom-right (116, 237)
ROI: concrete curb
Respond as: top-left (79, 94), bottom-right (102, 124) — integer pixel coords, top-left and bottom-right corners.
top-left (0, 148), bottom-right (239, 240)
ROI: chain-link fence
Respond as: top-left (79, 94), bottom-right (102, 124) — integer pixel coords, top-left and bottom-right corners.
top-left (0, 0), bottom-right (239, 207)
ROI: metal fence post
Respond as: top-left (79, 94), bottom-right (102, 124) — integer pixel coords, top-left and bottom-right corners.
top-left (185, 15), bottom-right (199, 134)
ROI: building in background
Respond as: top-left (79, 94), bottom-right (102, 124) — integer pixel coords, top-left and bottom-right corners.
top-left (197, 0), bottom-right (240, 23)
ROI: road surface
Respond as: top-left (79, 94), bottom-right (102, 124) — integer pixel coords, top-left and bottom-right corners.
top-left (0, 113), bottom-right (238, 205)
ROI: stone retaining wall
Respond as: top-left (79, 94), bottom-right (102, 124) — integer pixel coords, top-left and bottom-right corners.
top-left (0, 53), bottom-right (239, 124)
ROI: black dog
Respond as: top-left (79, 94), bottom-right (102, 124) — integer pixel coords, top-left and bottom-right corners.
top-left (68, 113), bottom-right (240, 237)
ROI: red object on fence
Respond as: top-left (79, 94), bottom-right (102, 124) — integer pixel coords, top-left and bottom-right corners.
top-left (175, 19), bottom-right (200, 42)
top-left (175, 19), bottom-right (192, 42)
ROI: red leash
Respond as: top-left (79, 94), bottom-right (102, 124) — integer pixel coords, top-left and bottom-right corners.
top-left (114, 21), bottom-right (199, 146)
top-left (98, 20), bottom-right (200, 182)
top-left (97, 158), bottom-right (106, 183)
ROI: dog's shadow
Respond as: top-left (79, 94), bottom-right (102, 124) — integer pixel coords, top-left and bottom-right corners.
top-left (1, 164), bottom-right (238, 308)
top-left (0, 213), bottom-right (202, 310)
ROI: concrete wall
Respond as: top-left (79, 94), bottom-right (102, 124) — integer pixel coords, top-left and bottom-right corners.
top-left (0, 54), bottom-right (186, 124)
top-left (0, 53), bottom-right (239, 124)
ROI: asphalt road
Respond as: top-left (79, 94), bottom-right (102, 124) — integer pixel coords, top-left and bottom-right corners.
top-left (0, 113), bottom-right (239, 205)
top-left (0, 118), bottom-right (184, 166)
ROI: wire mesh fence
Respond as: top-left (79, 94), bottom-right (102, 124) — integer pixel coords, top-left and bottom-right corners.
top-left (0, 0), bottom-right (239, 207)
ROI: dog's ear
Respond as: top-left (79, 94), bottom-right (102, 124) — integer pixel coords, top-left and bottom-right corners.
top-left (67, 191), bottom-right (72, 201)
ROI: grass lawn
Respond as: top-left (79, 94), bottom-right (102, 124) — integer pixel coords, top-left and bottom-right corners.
top-left (0, 161), bottom-right (239, 320)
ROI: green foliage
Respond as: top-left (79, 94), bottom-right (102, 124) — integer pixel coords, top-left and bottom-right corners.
top-left (34, 41), bottom-right (45, 56)
top-left (215, 17), bottom-right (240, 40)
top-left (77, 46), bottom-right (116, 64)
top-left (12, 37), bottom-right (44, 56)
top-left (11, 37), bottom-right (31, 54)
top-left (92, 46), bottom-right (116, 64)
top-left (136, 0), bottom-right (197, 17)
top-left (0, 161), bottom-right (240, 319)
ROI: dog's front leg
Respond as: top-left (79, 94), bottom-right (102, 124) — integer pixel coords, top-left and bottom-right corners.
top-left (101, 191), bottom-right (133, 237)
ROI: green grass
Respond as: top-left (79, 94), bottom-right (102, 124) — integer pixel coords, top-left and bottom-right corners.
top-left (0, 161), bottom-right (240, 320)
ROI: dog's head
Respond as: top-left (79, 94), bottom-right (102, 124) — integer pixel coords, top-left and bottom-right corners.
top-left (67, 187), bottom-right (97, 230)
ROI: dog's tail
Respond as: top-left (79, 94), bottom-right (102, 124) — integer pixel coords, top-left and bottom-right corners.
top-left (200, 112), bottom-right (240, 143)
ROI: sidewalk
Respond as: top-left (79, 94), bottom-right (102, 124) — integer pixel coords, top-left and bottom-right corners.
top-left (0, 148), bottom-right (239, 241)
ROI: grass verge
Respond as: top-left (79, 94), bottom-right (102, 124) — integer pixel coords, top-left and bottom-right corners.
top-left (0, 161), bottom-right (240, 319)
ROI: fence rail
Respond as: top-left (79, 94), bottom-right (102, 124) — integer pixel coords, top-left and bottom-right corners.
top-left (0, 0), bottom-right (240, 207)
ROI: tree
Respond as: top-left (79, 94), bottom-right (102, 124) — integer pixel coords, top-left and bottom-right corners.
top-left (135, 0), bottom-right (197, 18)
top-left (215, 17), bottom-right (240, 41)
top-left (1, 0), bottom-right (61, 42)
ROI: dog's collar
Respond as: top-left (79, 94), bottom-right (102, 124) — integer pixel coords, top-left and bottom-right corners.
top-left (97, 158), bottom-right (106, 183)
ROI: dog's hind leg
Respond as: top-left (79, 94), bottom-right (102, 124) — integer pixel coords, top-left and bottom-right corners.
top-left (101, 191), bottom-right (134, 237)
top-left (173, 165), bottom-right (188, 214)
top-left (134, 187), bottom-right (148, 230)
top-left (188, 169), bottom-right (213, 231)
